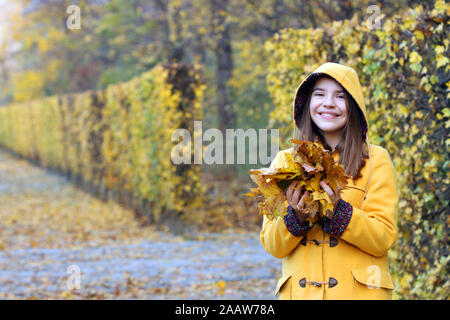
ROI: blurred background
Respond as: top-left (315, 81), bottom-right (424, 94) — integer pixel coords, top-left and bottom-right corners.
top-left (0, 0), bottom-right (427, 131)
top-left (0, 0), bottom-right (447, 300)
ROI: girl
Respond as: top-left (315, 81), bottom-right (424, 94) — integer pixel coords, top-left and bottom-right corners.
top-left (260, 62), bottom-right (399, 300)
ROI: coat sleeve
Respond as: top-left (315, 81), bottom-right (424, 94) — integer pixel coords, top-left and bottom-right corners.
top-left (338, 146), bottom-right (399, 257)
top-left (259, 151), bottom-right (304, 259)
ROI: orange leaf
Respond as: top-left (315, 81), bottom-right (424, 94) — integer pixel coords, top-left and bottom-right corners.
top-left (248, 139), bottom-right (349, 222)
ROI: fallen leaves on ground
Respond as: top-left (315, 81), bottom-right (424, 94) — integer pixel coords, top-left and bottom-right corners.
top-left (0, 149), bottom-right (278, 300)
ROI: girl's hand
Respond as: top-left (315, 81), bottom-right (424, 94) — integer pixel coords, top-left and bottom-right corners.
top-left (319, 181), bottom-right (341, 218)
top-left (286, 181), bottom-right (310, 223)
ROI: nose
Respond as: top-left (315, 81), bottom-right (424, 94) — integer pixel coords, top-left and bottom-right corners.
top-left (323, 94), bottom-right (335, 107)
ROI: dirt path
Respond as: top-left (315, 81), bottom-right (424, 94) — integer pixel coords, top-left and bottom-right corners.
top-left (0, 149), bottom-right (281, 299)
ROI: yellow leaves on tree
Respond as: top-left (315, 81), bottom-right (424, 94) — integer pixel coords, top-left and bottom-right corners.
top-left (246, 139), bottom-right (349, 224)
top-left (12, 70), bottom-right (45, 103)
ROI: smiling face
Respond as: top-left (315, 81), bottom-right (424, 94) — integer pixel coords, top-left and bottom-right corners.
top-left (309, 77), bottom-right (348, 146)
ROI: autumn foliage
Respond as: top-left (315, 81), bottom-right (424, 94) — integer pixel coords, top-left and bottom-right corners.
top-left (264, 0), bottom-right (449, 299)
top-left (0, 0), bottom-right (447, 301)
top-left (0, 63), bottom-right (206, 225)
top-left (247, 139), bottom-right (348, 224)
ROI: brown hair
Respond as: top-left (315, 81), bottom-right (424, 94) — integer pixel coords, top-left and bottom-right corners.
top-left (294, 75), bottom-right (368, 181)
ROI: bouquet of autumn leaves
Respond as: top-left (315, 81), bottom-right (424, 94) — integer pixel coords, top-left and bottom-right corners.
top-left (246, 139), bottom-right (349, 224)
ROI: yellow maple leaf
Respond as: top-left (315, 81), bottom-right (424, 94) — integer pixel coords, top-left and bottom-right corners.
top-left (247, 139), bottom-right (349, 222)
top-left (217, 280), bottom-right (227, 289)
top-left (248, 173), bottom-right (286, 219)
top-left (217, 280), bottom-right (227, 295)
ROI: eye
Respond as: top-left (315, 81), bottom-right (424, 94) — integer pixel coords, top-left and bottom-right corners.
top-left (337, 95), bottom-right (345, 99)
top-left (314, 92), bottom-right (324, 97)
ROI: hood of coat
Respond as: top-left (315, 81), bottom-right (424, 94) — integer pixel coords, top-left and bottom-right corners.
top-left (293, 62), bottom-right (368, 140)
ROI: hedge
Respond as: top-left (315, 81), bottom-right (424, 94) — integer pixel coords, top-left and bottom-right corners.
top-left (0, 63), bottom-right (206, 225)
top-left (264, 0), bottom-right (449, 299)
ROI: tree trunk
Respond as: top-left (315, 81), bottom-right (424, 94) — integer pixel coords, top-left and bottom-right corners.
top-left (154, 0), bottom-right (185, 63)
top-left (337, 0), bottom-right (354, 20)
top-left (210, 0), bottom-right (235, 132)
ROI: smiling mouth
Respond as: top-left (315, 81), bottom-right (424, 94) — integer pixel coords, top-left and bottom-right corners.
top-left (319, 112), bottom-right (340, 119)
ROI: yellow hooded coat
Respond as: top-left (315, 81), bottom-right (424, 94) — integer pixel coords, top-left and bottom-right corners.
top-left (260, 62), bottom-right (399, 300)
